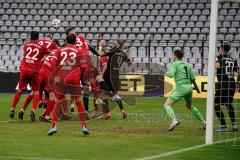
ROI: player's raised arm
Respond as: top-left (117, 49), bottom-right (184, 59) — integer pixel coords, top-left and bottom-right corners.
top-left (101, 47), bottom-right (118, 56)
top-left (99, 39), bottom-right (120, 56)
top-left (88, 44), bottom-right (100, 56)
top-left (97, 40), bottom-right (105, 56)
top-left (122, 42), bottom-right (132, 65)
top-left (165, 62), bottom-right (176, 78)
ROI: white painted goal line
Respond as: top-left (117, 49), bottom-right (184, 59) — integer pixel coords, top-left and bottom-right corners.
top-left (135, 137), bottom-right (240, 160)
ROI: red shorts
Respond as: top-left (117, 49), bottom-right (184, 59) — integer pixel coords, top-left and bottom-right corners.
top-left (64, 68), bottom-right (81, 86)
top-left (39, 69), bottom-right (51, 92)
top-left (19, 70), bottom-right (39, 91)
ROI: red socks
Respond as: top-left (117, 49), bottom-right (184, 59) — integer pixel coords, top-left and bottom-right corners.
top-left (45, 99), bottom-right (55, 117)
top-left (31, 94), bottom-right (39, 112)
top-left (52, 102), bottom-right (61, 128)
top-left (44, 96), bottom-right (49, 104)
top-left (75, 99), bottom-right (87, 128)
top-left (11, 91), bottom-right (22, 110)
top-left (21, 94), bottom-right (33, 111)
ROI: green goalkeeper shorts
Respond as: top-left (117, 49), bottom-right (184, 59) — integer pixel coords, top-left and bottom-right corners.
top-left (168, 84), bottom-right (193, 104)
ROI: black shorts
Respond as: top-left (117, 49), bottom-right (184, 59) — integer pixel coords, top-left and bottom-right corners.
top-left (103, 72), bottom-right (120, 93)
top-left (214, 82), bottom-right (236, 104)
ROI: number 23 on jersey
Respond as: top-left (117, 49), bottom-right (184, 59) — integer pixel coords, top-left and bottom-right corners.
top-left (60, 51), bottom-right (77, 66)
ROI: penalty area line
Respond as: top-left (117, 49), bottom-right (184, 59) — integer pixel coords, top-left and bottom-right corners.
top-left (135, 137), bottom-right (240, 160)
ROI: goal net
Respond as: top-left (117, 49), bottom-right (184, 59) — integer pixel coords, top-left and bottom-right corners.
top-left (206, 0), bottom-right (240, 145)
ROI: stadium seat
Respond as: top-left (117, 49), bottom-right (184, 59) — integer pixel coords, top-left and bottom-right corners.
top-left (161, 57), bottom-right (169, 64)
top-left (0, 0), bottom-right (239, 74)
top-left (194, 63), bottom-right (202, 71)
top-left (2, 55), bottom-right (10, 61)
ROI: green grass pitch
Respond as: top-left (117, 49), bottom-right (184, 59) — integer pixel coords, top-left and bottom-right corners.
top-left (0, 93), bottom-right (239, 160)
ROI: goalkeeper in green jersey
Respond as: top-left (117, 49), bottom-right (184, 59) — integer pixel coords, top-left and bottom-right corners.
top-left (163, 50), bottom-right (206, 131)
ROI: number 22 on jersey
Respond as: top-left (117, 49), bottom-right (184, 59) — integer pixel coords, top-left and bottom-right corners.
top-left (25, 47), bottom-right (39, 64)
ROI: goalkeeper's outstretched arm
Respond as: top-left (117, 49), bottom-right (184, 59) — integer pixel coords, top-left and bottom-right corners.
top-left (165, 62), bottom-right (176, 78)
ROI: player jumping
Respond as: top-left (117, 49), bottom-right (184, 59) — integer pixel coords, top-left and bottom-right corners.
top-left (98, 39), bottom-right (132, 119)
top-left (47, 34), bottom-right (89, 136)
top-left (65, 27), bottom-right (100, 119)
top-left (9, 31), bottom-right (45, 121)
top-left (18, 38), bottom-right (59, 120)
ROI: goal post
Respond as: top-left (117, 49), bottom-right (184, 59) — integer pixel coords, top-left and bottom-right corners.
top-left (205, 0), bottom-right (219, 145)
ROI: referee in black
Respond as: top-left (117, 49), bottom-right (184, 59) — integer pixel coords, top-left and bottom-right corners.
top-left (214, 43), bottom-right (239, 132)
top-left (98, 39), bottom-right (132, 119)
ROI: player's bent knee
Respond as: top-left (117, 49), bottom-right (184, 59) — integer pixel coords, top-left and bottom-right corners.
top-left (164, 100), bottom-right (173, 107)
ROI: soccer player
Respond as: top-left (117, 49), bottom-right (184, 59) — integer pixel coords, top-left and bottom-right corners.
top-left (38, 38), bottom-right (59, 108)
top-left (18, 38), bottom-right (59, 120)
top-left (214, 44), bottom-right (238, 132)
top-left (99, 40), bottom-right (109, 76)
top-left (163, 50), bottom-right (206, 131)
top-left (38, 48), bottom-right (59, 122)
top-left (88, 40), bottom-right (109, 119)
top-left (65, 27), bottom-right (90, 115)
top-left (98, 40), bottom-right (109, 114)
top-left (98, 39), bottom-right (132, 119)
top-left (9, 31), bottom-right (45, 121)
top-left (65, 27), bottom-right (100, 119)
top-left (47, 34), bottom-right (89, 136)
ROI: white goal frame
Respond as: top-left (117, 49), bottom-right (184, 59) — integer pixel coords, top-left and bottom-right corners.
top-left (205, 0), bottom-right (219, 144)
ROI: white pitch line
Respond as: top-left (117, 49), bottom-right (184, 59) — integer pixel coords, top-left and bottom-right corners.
top-left (0, 156), bottom-right (76, 160)
top-left (0, 121), bottom-right (12, 123)
top-left (0, 120), bottom-right (17, 123)
top-left (135, 137), bottom-right (240, 160)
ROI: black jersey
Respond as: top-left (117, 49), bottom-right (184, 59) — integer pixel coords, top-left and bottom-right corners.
top-left (102, 47), bottom-right (129, 93)
top-left (105, 48), bottom-right (128, 74)
top-left (216, 54), bottom-right (238, 83)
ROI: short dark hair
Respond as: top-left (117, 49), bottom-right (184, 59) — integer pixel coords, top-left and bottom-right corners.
top-left (53, 39), bottom-right (60, 46)
top-left (173, 50), bottom-right (184, 59)
top-left (66, 34), bottom-right (76, 44)
top-left (30, 31), bottom-right (39, 40)
top-left (66, 26), bottom-right (75, 35)
top-left (221, 43), bottom-right (231, 53)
